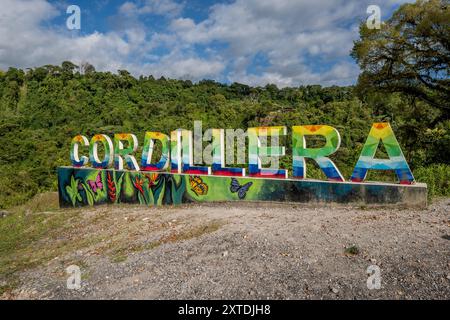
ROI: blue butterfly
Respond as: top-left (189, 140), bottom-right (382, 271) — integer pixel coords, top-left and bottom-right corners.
top-left (230, 178), bottom-right (253, 199)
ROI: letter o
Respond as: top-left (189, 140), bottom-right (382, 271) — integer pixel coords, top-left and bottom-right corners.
top-left (89, 134), bottom-right (114, 168)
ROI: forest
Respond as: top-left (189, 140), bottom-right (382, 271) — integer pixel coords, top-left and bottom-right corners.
top-left (0, 0), bottom-right (448, 208)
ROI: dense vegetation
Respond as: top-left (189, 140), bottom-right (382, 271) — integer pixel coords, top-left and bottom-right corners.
top-left (0, 0), bottom-right (448, 208)
top-left (0, 64), bottom-right (448, 208)
top-left (352, 0), bottom-right (449, 118)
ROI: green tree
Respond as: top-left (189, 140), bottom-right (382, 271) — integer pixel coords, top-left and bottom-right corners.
top-left (61, 61), bottom-right (78, 74)
top-left (352, 0), bottom-right (449, 119)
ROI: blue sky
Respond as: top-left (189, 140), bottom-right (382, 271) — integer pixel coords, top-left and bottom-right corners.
top-left (0, 0), bottom-right (412, 87)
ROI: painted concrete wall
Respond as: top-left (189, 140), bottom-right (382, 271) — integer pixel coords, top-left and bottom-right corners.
top-left (58, 167), bottom-right (427, 209)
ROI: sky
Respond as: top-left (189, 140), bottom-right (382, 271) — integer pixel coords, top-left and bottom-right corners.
top-left (0, 0), bottom-right (414, 87)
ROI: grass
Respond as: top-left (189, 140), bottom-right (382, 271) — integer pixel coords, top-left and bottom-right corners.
top-left (108, 221), bottom-right (223, 263)
top-left (344, 245), bottom-right (360, 256)
top-left (0, 277), bottom-right (20, 295)
top-left (0, 208), bottom-right (104, 291)
top-left (0, 209), bottom-right (80, 276)
top-left (160, 221), bottom-right (223, 243)
top-left (414, 164), bottom-right (450, 201)
top-left (0, 193), bottom-right (225, 271)
top-left (0, 192), bottom-right (101, 295)
top-left (20, 192), bottom-right (60, 213)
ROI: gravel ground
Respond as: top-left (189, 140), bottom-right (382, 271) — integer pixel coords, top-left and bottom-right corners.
top-left (2, 198), bottom-right (450, 300)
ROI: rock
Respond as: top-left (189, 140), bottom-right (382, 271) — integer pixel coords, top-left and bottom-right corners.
top-left (331, 287), bottom-right (339, 294)
top-left (222, 251), bottom-right (229, 257)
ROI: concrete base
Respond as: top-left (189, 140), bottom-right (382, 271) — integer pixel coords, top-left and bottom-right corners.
top-left (58, 167), bottom-right (428, 209)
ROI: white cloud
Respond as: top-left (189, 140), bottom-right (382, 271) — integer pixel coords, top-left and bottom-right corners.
top-left (169, 0), bottom-right (413, 87)
top-left (0, 0), bottom-right (222, 81)
top-left (141, 0), bottom-right (184, 16)
top-left (119, 0), bottom-right (184, 17)
top-left (0, 0), bottom-right (414, 87)
top-left (136, 54), bottom-right (225, 80)
top-left (0, 0), bottom-right (131, 72)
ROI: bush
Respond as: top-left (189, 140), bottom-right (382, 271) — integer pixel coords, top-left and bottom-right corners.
top-left (414, 164), bottom-right (450, 200)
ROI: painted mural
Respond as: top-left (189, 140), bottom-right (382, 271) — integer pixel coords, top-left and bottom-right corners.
top-left (59, 167), bottom-right (263, 207)
top-left (58, 167), bottom-right (426, 208)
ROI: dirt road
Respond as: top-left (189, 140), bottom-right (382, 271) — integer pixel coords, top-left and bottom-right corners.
top-left (1, 197), bottom-right (449, 299)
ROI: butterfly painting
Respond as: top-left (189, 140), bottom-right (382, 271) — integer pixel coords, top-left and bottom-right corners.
top-left (230, 178), bottom-right (253, 199)
top-left (87, 172), bottom-right (103, 193)
top-left (189, 176), bottom-right (208, 196)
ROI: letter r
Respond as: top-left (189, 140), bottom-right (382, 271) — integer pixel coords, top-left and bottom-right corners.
top-left (292, 125), bottom-right (344, 181)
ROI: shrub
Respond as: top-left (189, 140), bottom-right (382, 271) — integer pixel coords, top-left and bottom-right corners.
top-left (414, 164), bottom-right (450, 200)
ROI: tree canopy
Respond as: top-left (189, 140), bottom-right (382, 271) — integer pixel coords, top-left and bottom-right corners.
top-left (352, 0), bottom-right (449, 119)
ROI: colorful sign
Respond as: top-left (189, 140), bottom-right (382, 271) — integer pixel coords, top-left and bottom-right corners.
top-left (68, 122), bottom-right (415, 184)
top-left (60, 122), bottom-right (425, 208)
top-left (350, 123), bottom-right (414, 184)
top-left (57, 167), bottom-right (426, 208)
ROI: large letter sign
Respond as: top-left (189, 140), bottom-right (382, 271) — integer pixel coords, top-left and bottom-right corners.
top-left (59, 122), bottom-right (425, 209)
top-left (248, 126), bottom-right (288, 178)
top-left (350, 123), bottom-right (414, 184)
top-left (114, 133), bottom-right (140, 171)
top-left (292, 125), bottom-right (344, 181)
top-left (170, 129), bottom-right (211, 175)
top-left (211, 129), bottom-right (245, 176)
top-left (141, 132), bottom-right (170, 171)
top-left (89, 134), bottom-right (114, 169)
top-left (70, 135), bottom-right (89, 167)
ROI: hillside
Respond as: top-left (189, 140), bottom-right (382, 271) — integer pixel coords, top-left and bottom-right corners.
top-left (0, 64), bottom-right (449, 209)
